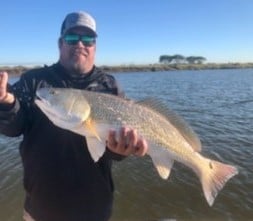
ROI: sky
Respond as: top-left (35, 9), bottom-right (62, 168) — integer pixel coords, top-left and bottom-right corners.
top-left (0, 0), bottom-right (252, 66)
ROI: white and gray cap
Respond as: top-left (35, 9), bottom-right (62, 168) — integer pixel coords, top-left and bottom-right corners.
top-left (60, 11), bottom-right (97, 37)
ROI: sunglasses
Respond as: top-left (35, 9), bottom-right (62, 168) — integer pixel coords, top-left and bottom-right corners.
top-left (63, 34), bottom-right (96, 46)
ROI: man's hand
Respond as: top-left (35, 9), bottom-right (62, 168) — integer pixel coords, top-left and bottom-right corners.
top-left (0, 71), bottom-right (14, 104)
top-left (106, 127), bottom-right (148, 157)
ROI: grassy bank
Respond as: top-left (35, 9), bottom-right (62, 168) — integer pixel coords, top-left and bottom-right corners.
top-left (1, 62), bottom-right (253, 76)
top-left (101, 62), bottom-right (253, 73)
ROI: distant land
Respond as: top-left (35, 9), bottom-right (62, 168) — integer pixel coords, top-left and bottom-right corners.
top-left (1, 62), bottom-right (253, 76)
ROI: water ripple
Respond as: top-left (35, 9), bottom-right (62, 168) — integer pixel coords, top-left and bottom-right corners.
top-left (1, 70), bottom-right (253, 221)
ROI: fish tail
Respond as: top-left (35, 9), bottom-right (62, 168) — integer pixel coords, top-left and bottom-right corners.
top-left (198, 158), bottom-right (238, 206)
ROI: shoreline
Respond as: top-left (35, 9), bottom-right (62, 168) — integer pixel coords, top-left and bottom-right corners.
top-left (1, 62), bottom-right (253, 76)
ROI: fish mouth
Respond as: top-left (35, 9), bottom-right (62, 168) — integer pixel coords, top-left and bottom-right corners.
top-left (35, 97), bottom-right (51, 109)
top-left (35, 87), bottom-right (54, 106)
top-left (35, 92), bottom-right (51, 107)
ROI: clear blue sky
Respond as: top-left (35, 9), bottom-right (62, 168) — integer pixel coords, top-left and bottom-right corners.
top-left (0, 0), bottom-right (252, 66)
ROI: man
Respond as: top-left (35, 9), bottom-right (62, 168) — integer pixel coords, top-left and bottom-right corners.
top-left (0, 11), bottom-right (148, 221)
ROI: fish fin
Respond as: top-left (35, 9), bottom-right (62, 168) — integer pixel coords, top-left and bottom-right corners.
top-left (85, 117), bottom-right (102, 142)
top-left (148, 145), bottom-right (174, 179)
top-left (85, 136), bottom-right (106, 162)
top-left (198, 158), bottom-right (238, 206)
top-left (79, 121), bottom-right (111, 162)
top-left (82, 118), bottom-right (110, 162)
top-left (137, 98), bottom-right (201, 152)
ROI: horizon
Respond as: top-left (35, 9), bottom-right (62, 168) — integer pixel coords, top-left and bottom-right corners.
top-left (1, 61), bottom-right (253, 69)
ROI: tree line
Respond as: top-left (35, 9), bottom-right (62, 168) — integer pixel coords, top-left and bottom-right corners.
top-left (159, 54), bottom-right (206, 64)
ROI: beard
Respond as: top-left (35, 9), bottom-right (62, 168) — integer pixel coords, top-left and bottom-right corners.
top-left (70, 60), bottom-right (87, 74)
top-left (63, 53), bottom-right (90, 74)
top-left (60, 46), bottom-right (95, 74)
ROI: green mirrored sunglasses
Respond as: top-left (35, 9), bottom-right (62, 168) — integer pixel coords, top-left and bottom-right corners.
top-left (63, 34), bottom-right (96, 46)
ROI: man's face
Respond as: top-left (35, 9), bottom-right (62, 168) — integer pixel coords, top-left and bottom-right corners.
top-left (59, 27), bottom-right (96, 74)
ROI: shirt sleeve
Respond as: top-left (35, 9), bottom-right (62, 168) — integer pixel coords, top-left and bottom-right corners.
top-left (104, 147), bottom-right (126, 161)
top-left (0, 88), bottom-right (25, 137)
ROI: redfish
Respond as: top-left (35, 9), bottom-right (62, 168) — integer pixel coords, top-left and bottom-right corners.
top-left (35, 87), bottom-right (238, 206)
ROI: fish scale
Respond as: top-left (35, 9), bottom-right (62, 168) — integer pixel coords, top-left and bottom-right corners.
top-left (87, 93), bottom-right (192, 159)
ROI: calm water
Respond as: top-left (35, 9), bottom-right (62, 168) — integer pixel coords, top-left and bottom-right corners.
top-left (0, 69), bottom-right (253, 221)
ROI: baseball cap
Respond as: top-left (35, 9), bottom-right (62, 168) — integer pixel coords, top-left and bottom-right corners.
top-left (60, 11), bottom-right (97, 37)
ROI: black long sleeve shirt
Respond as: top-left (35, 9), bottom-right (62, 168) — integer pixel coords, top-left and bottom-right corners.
top-left (0, 62), bottom-right (124, 221)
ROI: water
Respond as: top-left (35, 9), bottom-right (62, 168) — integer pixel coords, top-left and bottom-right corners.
top-left (1, 69), bottom-right (253, 221)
